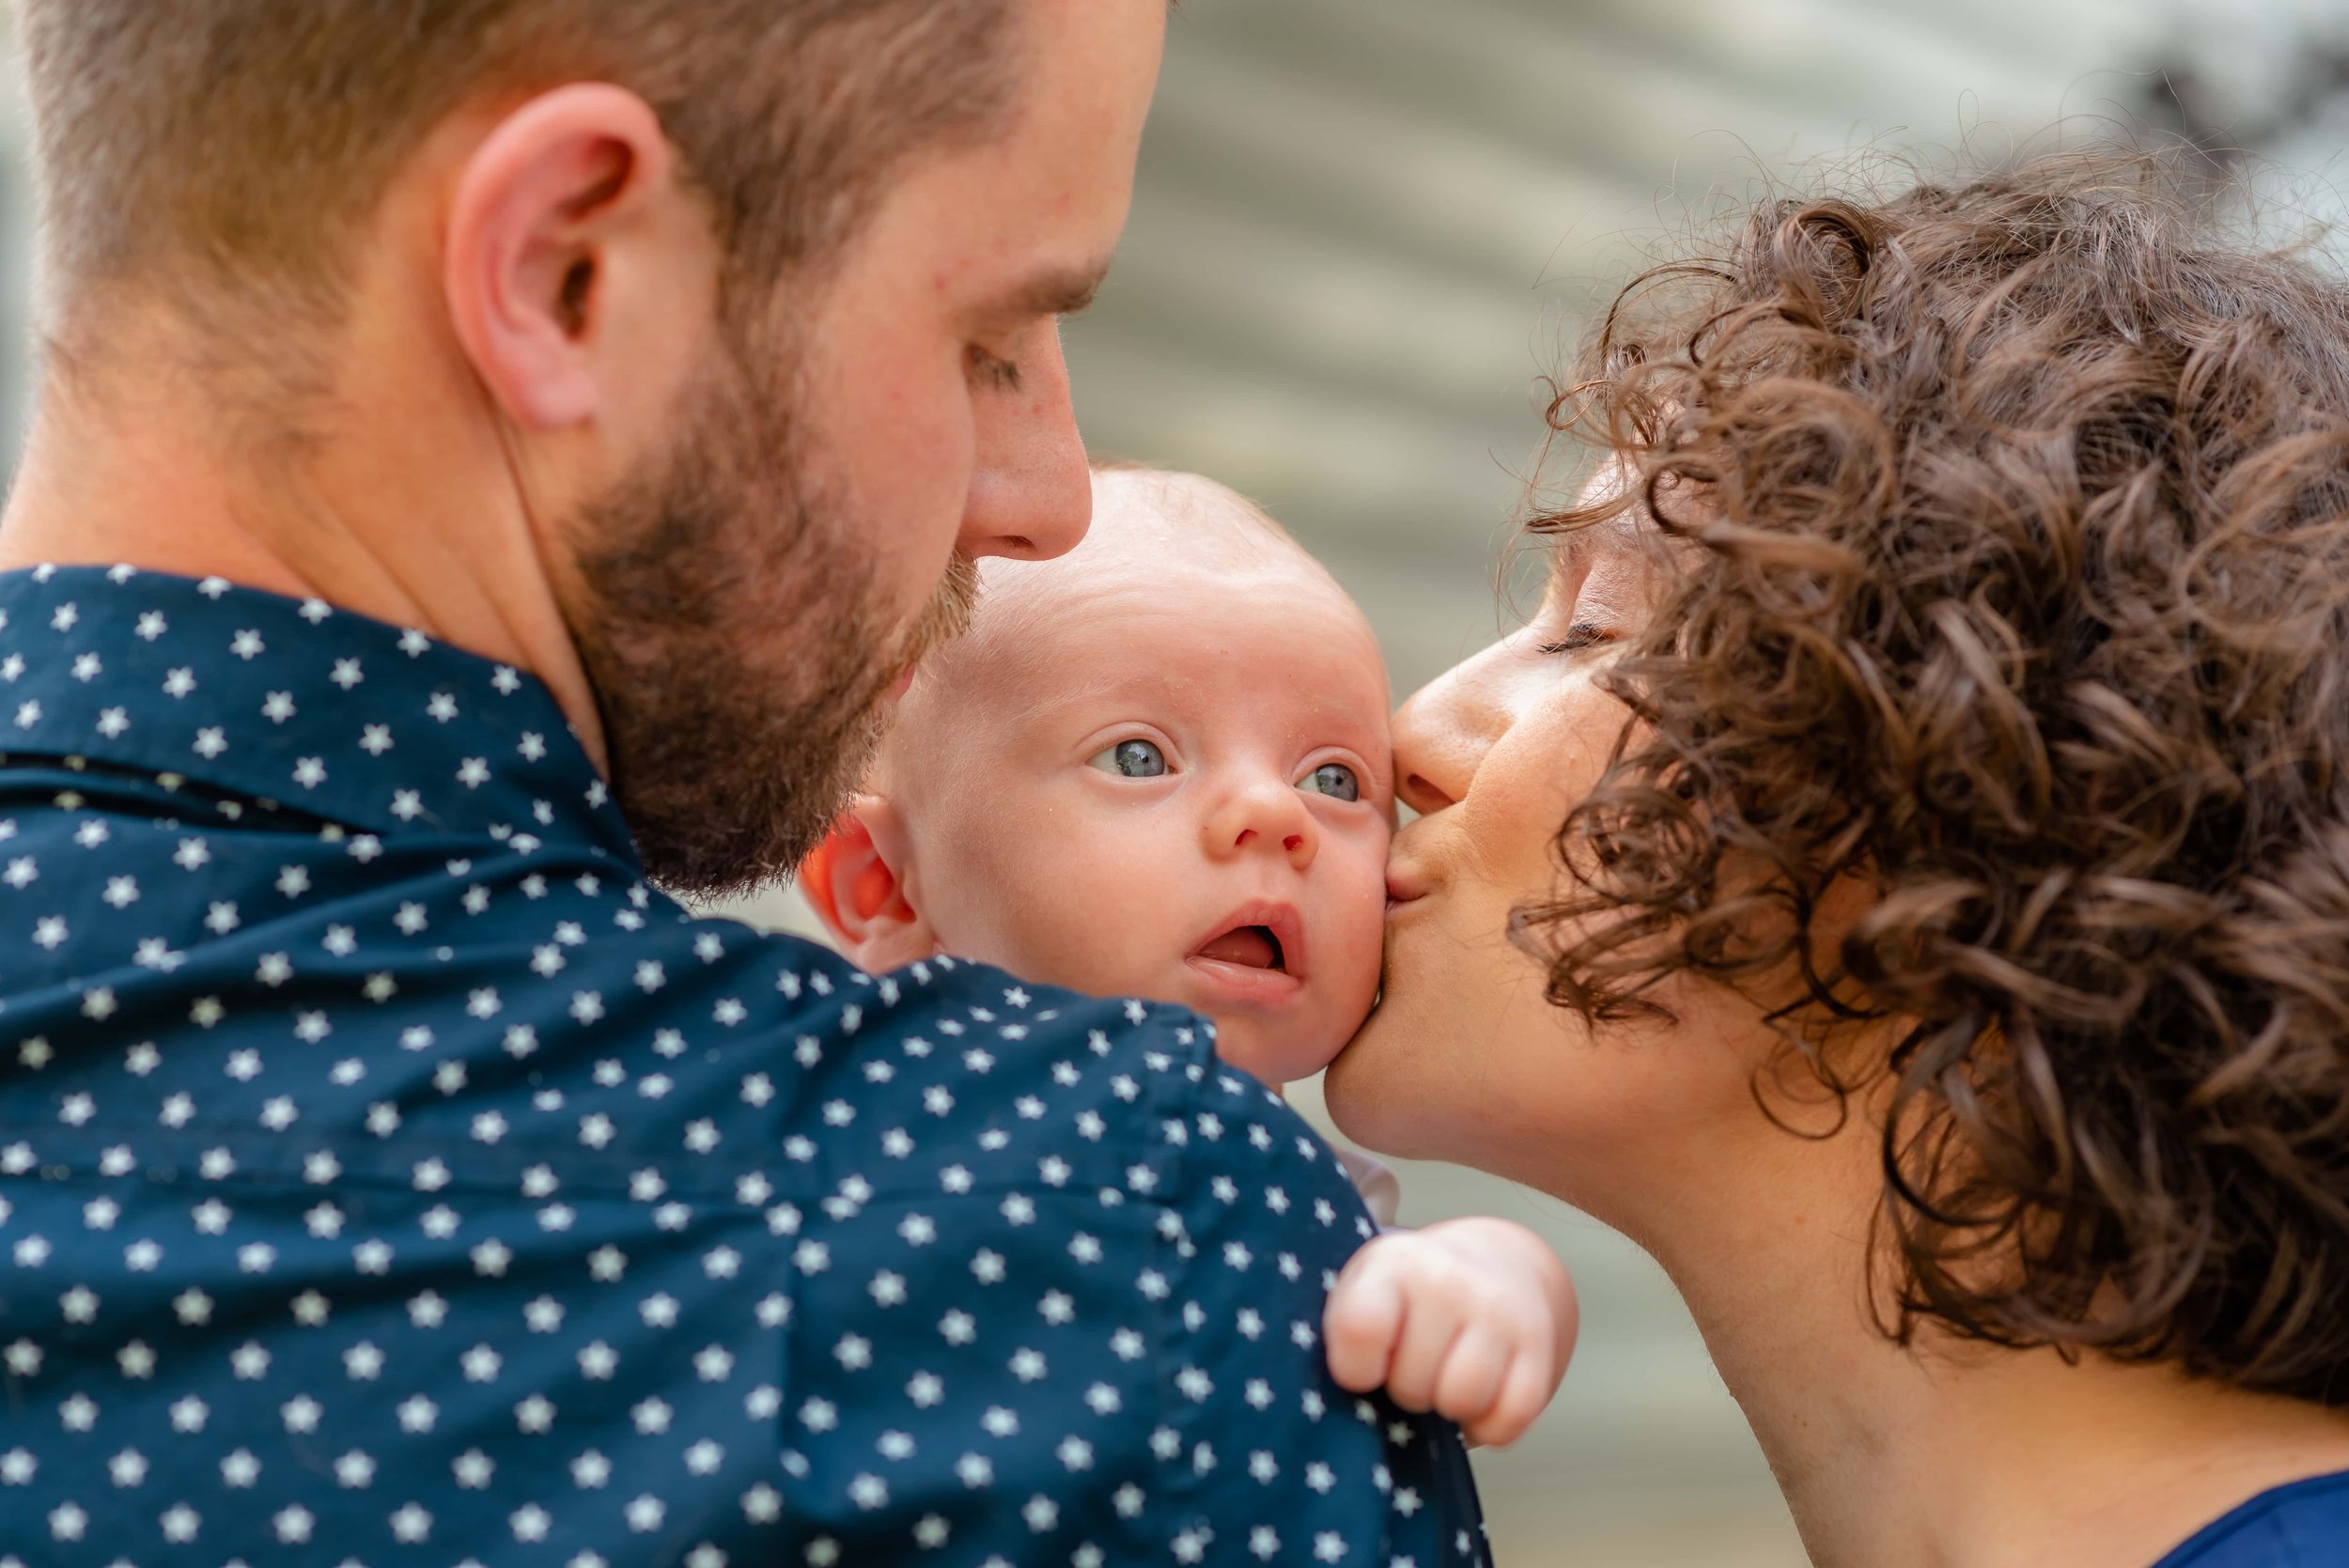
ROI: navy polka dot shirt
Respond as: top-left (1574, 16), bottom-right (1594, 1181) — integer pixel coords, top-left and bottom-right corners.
top-left (0, 567), bottom-right (1487, 1568)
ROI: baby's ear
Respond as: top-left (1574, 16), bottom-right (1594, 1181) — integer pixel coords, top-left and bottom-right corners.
top-left (796, 796), bottom-right (937, 974)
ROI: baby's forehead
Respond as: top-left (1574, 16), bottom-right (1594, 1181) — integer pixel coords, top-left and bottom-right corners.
top-left (1021, 468), bottom-right (1314, 581)
top-left (978, 469), bottom-right (1351, 630)
top-left (885, 472), bottom-right (1384, 753)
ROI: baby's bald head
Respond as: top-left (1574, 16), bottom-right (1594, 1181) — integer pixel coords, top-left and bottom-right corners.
top-left (809, 462), bottom-right (1394, 1084)
top-left (873, 466), bottom-right (1355, 798)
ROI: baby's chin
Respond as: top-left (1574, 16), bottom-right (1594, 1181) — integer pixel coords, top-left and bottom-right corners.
top-left (1206, 1010), bottom-right (1350, 1090)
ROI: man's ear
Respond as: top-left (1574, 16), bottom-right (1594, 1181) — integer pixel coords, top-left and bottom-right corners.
top-left (443, 82), bottom-right (712, 432)
top-left (797, 797), bottom-right (940, 974)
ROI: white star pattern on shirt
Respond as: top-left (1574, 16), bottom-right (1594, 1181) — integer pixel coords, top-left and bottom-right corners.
top-left (0, 567), bottom-right (1487, 1567)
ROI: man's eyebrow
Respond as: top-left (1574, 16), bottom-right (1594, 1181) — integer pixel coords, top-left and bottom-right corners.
top-left (989, 262), bottom-right (1112, 322)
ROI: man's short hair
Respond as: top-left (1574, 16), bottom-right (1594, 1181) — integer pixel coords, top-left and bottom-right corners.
top-left (18, 0), bottom-right (1016, 354)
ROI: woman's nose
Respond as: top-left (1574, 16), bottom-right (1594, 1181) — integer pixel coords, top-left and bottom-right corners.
top-left (1205, 779), bottom-right (1319, 870)
top-left (1392, 648), bottom-right (1505, 815)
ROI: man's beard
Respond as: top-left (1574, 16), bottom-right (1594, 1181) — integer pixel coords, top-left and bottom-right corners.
top-left (568, 334), bottom-right (978, 898)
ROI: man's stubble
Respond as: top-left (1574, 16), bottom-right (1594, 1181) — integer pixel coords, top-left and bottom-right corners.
top-left (569, 325), bottom-right (978, 898)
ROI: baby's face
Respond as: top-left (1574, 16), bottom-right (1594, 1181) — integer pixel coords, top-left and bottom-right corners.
top-left (889, 478), bottom-right (1393, 1083)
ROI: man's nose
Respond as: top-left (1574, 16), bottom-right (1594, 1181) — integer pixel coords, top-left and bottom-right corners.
top-left (1205, 779), bottom-right (1318, 871)
top-left (957, 329), bottom-right (1091, 563)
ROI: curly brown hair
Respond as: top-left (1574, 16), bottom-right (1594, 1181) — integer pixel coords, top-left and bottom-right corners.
top-left (1531, 152), bottom-right (2349, 1405)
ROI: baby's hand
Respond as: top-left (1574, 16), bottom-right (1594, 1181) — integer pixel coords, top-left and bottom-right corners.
top-left (1322, 1216), bottom-right (1578, 1449)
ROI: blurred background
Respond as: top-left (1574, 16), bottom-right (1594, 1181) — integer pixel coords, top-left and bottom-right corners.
top-left (6, 2), bottom-right (2349, 1562)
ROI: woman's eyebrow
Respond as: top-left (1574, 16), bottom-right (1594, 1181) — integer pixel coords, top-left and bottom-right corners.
top-left (1550, 526), bottom-right (1600, 595)
top-left (1557, 498), bottom-right (1652, 573)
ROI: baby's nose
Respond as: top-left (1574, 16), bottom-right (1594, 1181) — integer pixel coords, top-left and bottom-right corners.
top-left (1208, 780), bottom-right (1318, 869)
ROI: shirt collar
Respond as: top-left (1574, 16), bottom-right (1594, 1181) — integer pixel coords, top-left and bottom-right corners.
top-left (0, 564), bottom-right (637, 860)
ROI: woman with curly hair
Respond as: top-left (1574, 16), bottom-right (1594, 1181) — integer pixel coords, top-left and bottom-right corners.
top-left (1329, 155), bottom-right (2349, 1566)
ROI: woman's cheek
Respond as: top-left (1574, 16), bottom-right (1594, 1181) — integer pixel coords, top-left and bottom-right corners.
top-left (1328, 696), bottom-right (1615, 1160)
top-left (1326, 873), bottom-right (1517, 1159)
top-left (1480, 705), bottom-right (1610, 877)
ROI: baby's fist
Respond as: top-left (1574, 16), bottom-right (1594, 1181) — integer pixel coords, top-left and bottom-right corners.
top-left (1322, 1216), bottom-right (1578, 1449)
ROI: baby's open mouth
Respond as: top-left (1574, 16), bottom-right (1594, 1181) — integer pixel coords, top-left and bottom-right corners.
top-left (1196, 924), bottom-right (1285, 972)
top-left (1186, 905), bottom-right (1307, 1001)
top-left (1193, 906), bottom-right (1306, 990)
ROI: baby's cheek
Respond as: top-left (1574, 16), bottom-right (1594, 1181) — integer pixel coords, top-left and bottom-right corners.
top-left (1328, 826), bottom-right (1392, 1001)
top-left (957, 829), bottom-right (1189, 997)
top-left (1020, 905), bottom-right (1178, 999)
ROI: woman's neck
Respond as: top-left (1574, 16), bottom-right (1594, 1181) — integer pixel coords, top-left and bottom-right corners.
top-left (1657, 1188), bottom-right (2349, 1568)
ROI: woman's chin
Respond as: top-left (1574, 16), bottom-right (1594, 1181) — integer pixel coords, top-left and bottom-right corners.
top-left (1322, 1002), bottom-right (1435, 1159)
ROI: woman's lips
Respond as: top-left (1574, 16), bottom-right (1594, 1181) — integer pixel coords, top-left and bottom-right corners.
top-left (1385, 863), bottom-right (1433, 913)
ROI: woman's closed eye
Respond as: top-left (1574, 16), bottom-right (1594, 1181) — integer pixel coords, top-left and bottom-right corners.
top-left (1537, 621), bottom-right (1614, 657)
top-left (1088, 738), bottom-right (1169, 779)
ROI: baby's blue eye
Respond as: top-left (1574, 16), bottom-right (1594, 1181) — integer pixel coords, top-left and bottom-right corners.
top-left (1298, 763), bottom-right (1361, 802)
top-left (1089, 739), bottom-right (1168, 779)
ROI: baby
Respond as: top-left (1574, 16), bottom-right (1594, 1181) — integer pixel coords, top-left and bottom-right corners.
top-left (801, 465), bottom-right (1576, 1448)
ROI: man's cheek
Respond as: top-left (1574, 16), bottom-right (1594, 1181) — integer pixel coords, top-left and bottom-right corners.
top-left (821, 355), bottom-right (971, 589)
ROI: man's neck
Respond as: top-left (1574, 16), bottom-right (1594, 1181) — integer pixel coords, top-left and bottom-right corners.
top-left (1657, 1182), bottom-right (2349, 1568)
top-left (0, 349), bottom-right (612, 775)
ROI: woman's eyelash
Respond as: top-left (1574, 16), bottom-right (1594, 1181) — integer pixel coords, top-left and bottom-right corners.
top-left (968, 346), bottom-right (1023, 391)
top-left (1537, 622), bottom-right (1611, 657)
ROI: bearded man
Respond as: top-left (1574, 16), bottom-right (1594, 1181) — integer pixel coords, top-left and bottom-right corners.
top-left (0, 4), bottom-right (1487, 1562)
